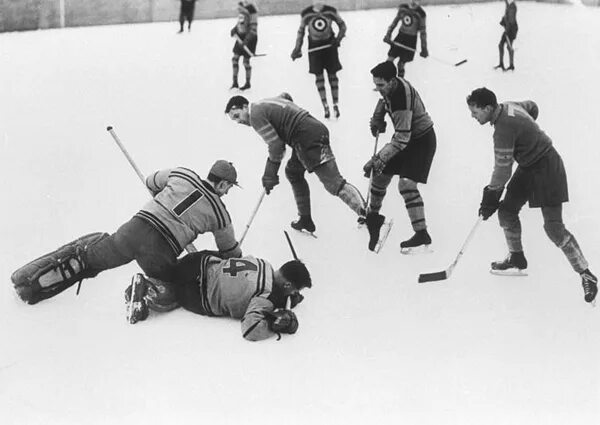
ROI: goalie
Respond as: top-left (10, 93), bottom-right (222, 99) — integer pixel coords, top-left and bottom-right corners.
top-left (124, 251), bottom-right (312, 341)
top-left (11, 161), bottom-right (242, 305)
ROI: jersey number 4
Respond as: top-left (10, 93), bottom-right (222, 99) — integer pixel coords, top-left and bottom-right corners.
top-left (223, 259), bottom-right (258, 276)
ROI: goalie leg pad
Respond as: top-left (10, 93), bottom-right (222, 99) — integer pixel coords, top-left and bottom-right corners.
top-left (11, 232), bottom-right (108, 304)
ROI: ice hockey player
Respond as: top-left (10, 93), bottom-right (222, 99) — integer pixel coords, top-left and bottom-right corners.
top-left (224, 93), bottom-right (366, 235)
top-left (495, 0), bottom-right (518, 71)
top-left (11, 161), bottom-right (243, 305)
top-left (230, 1), bottom-right (258, 90)
top-left (177, 0), bottom-right (197, 33)
top-left (383, 0), bottom-right (428, 78)
top-left (466, 87), bottom-right (597, 303)
top-left (364, 61), bottom-right (436, 253)
top-left (291, 1), bottom-right (346, 119)
top-left (125, 251), bottom-right (311, 341)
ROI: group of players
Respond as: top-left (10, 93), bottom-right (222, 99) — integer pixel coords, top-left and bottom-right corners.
top-left (10, 1), bottom-right (597, 343)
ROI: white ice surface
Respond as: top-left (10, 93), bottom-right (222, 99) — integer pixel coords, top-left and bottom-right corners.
top-left (1, 3), bottom-right (599, 424)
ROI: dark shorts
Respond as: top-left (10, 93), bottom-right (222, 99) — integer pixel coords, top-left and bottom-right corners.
top-left (383, 127), bottom-right (436, 183)
top-left (502, 27), bottom-right (518, 43)
top-left (503, 147), bottom-right (569, 209)
top-left (387, 33), bottom-right (417, 62)
top-left (233, 33), bottom-right (257, 58)
top-left (308, 39), bottom-right (342, 75)
top-left (289, 116), bottom-right (335, 172)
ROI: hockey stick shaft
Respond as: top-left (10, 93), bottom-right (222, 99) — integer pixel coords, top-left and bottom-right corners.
top-left (283, 230), bottom-right (299, 260)
top-left (238, 189), bottom-right (266, 246)
top-left (106, 126), bottom-right (197, 253)
top-left (234, 34), bottom-right (266, 57)
top-left (308, 44), bottom-right (332, 53)
top-left (365, 132), bottom-right (380, 210)
top-left (390, 41), bottom-right (467, 67)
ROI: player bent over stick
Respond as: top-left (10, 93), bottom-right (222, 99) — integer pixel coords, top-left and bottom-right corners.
top-left (364, 61), bottom-right (436, 253)
top-left (225, 93), bottom-right (366, 236)
top-left (124, 251), bottom-right (311, 341)
top-left (11, 161), bottom-right (242, 305)
top-left (466, 87), bottom-right (597, 303)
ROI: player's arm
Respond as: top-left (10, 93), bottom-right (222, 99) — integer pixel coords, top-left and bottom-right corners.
top-left (417, 9), bottom-right (428, 56)
top-left (331, 10), bottom-right (347, 44)
top-left (489, 126), bottom-right (516, 190)
top-left (292, 15), bottom-right (308, 53)
top-left (516, 100), bottom-right (539, 121)
top-left (241, 296), bottom-right (277, 341)
top-left (250, 104), bottom-right (287, 163)
top-left (369, 99), bottom-right (387, 136)
top-left (384, 9), bottom-right (402, 42)
top-left (145, 169), bottom-right (172, 195)
top-left (212, 224), bottom-right (242, 259)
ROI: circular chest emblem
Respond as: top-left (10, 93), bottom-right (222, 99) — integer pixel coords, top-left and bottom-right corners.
top-left (311, 17), bottom-right (328, 32)
top-left (402, 15), bottom-right (414, 26)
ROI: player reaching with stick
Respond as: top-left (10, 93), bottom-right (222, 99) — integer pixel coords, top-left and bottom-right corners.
top-left (230, 1), bottom-right (259, 90)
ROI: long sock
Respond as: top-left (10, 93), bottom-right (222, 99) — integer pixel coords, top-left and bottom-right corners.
top-left (232, 56), bottom-right (240, 82)
top-left (315, 74), bottom-right (328, 107)
top-left (399, 188), bottom-right (427, 231)
top-left (290, 178), bottom-right (311, 216)
top-left (328, 73), bottom-right (339, 105)
top-left (243, 58), bottom-right (251, 85)
top-left (558, 233), bottom-right (589, 274)
top-left (501, 214), bottom-right (523, 253)
top-left (337, 182), bottom-right (366, 215)
top-left (369, 174), bottom-right (393, 214)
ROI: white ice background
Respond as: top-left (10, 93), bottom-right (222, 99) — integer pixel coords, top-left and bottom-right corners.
top-left (1, 2), bottom-right (599, 424)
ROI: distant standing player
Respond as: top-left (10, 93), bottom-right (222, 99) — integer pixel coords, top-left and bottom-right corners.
top-left (383, 0), bottom-right (428, 78)
top-left (225, 93), bottom-right (366, 235)
top-left (291, 1), bottom-right (346, 119)
top-left (466, 87), bottom-right (597, 304)
top-left (495, 0), bottom-right (518, 71)
top-left (230, 1), bottom-right (258, 90)
top-left (364, 61), bottom-right (436, 253)
top-left (177, 0), bottom-right (197, 33)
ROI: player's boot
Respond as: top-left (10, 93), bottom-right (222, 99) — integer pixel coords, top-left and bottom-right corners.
top-left (506, 64), bottom-right (515, 71)
top-left (400, 229), bottom-right (432, 254)
top-left (333, 104), bottom-right (340, 119)
top-left (366, 212), bottom-right (385, 252)
top-left (324, 105), bottom-right (330, 119)
top-left (125, 274), bottom-right (150, 324)
top-left (240, 81), bottom-right (251, 91)
top-left (494, 63), bottom-right (505, 70)
top-left (291, 215), bottom-right (316, 234)
top-left (580, 269), bottom-right (598, 303)
top-left (490, 251), bottom-right (528, 276)
top-left (230, 78), bottom-right (239, 90)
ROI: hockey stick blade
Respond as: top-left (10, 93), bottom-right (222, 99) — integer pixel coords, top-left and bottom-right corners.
top-left (454, 59), bottom-right (467, 66)
top-left (418, 270), bottom-right (448, 283)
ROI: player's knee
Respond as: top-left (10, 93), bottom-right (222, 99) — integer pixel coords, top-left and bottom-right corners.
top-left (544, 221), bottom-right (567, 247)
top-left (285, 163), bottom-right (305, 183)
top-left (323, 177), bottom-right (345, 196)
top-left (397, 178), bottom-right (417, 192)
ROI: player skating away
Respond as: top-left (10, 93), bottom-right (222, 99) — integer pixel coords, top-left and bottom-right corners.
top-left (466, 88), bottom-right (597, 303)
top-left (225, 93), bottom-right (366, 236)
top-left (383, 0), bottom-right (428, 78)
top-left (177, 0), bottom-right (197, 33)
top-left (495, 0), bottom-right (518, 71)
top-left (364, 61), bottom-right (436, 254)
top-left (291, 1), bottom-right (346, 119)
top-left (230, 1), bottom-right (258, 90)
top-left (124, 252), bottom-right (311, 341)
top-left (11, 161), bottom-right (243, 305)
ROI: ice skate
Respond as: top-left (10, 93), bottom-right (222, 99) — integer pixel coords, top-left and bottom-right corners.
top-left (230, 80), bottom-right (239, 90)
top-left (366, 213), bottom-right (393, 253)
top-left (333, 104), bottom-right (340, 119)
top-left (505, 64), bottom-right (515, 71)
top-left (581, 269), bottom-right (598, 304)
top-left (240, 81), bottom-right (251, 91)
top-left (494, 63), bottom-right (505, 70)
top-left (291, 215), bottom-right (317, 238)
top-left (323, 105), bottom-right (330, 119)
top-left (400, 229), bottom-right (432, 254)
top-left (490, 251), bottom-right (528, 276)
top-left (125, 274), bottom-right (149, 324)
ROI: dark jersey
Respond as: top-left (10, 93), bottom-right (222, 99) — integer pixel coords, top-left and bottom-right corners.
top-left (294, 5), bottom-right (347, 49)
top-left (234, 1), bottom-right (258, 38)
top-left (386, 4), bottom-right (426, 38)
top-left (501, 1), bottom-right (518, 32)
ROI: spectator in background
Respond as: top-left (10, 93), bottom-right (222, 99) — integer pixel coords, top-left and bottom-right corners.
top-left (178, 0), bottom-right (197, 33)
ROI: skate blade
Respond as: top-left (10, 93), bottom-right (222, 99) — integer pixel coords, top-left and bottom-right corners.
top-left (293, 229), bottom-right (318, 239)
top-left (374, 220), bottom-right (394, 254)
top-left (489, 269), bottom-right (528, 277)
top-left (400, 244), bottom-right (433, 255)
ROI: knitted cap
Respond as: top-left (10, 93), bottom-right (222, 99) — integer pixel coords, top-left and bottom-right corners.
top-left (209, 160), bottom-right (239, 186)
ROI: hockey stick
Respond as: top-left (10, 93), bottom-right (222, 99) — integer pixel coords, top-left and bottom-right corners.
top-left (418, 216), bottom-right (483, 283)
top-left (308, 44), bottom-right (332, 54)
top-left (365, 131), bottom-right (381, 210)
top-left (238, 189), bottom-right (267, 246)
top-left (283, 230), bottom-right (299, 260)
top-left (106, 126), bottom-right (197, 253)
top-left (390, 41), bottom-right (467, 67)
top-left (234, 34), bottom-right (267, 57)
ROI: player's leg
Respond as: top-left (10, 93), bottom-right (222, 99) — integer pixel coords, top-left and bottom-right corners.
top-left (397, 178), bottom-right (431, 250)
top-left (231, 53), bottom-right (241, 89)
top-left (506, 29), bottom-right (517, 70)
top-left (285, 151), bottom-right (314, 232)
top-left (178, 4), bottom-right (185, 33)
top-left (313, 160), bottom-right (365, 216)
top-left (327, 71), bottom-right (340, 118)
top-left (187, 3), bottom-right (195, 31)
top-left (495, 32), bottom-right (506, 69)
top-left (315, 73), bottom-right (329, 118)
top-left (241, 56), bottom-right (252, 90)
top-left (366, 173), bottom-right (393, 251)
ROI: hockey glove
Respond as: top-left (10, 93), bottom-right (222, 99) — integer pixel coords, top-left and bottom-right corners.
top-left (289, 292), bottom-right (304, 309)
top-left (383, 35), bottom-right (392, 45)
top-left (291, 48), bottom-right (302, 61)
top-left (230, 27), bottom-right (237, 37)
top-left (479, 186), bottom-right (503, 220)
top-left (369, 118), bottom-right (387, 137)
top-left (420, 48), bottom-right (429, 58)
top-left (363, 155), bottom-right (386, 178)
top-left (268, 309), bottom-right (299, 334)
top-left (262, 158), bottom-right (281, 194)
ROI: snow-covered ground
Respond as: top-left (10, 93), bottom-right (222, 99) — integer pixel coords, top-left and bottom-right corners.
top-left (1, 3), bottom-right (599, 424)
